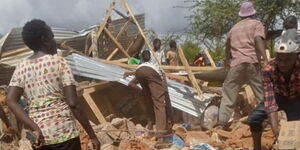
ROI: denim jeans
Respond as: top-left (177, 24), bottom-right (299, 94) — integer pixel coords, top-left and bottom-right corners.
top-left (248, 94), bottom-right (300, 132)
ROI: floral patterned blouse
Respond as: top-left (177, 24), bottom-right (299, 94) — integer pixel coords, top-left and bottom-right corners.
top-left (9, 54), bottom-right (79, 145)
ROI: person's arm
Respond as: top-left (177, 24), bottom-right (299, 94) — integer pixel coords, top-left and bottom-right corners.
top-left (6, 86), bottom-right (44, 145)
top-left (0, 105), bottom-right (10, 128)
top-left (166, 51), bottom-right (171, 65)
top-left (225, 36), bottom-right (232, 68)
top-left (255, 36), bottom-right (268, 64)
top-left (123, 71), bottom-right (136, 78)
top-left (128, 77), bottom-right (142, 92)
top-left (59, 57), bottom-right (100, 149)
top-left (262, 66), bottom-right (279, 137)
top-left (63, 86), bottom-right (100, 149)
top-left (254, 22), bottom-right (268, 64)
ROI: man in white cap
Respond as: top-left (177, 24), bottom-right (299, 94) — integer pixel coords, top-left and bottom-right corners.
top-left (217, 1), bottom-right (268, 149)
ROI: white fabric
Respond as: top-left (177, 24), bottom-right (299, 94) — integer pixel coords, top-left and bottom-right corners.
top-left (137, 62), bottom-right (162, 76)
top-left (150, 49), bottom-right (166, 65)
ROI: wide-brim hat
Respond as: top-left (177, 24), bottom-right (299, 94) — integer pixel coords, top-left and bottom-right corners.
top-left (239, 1), bottom-right (256, 17)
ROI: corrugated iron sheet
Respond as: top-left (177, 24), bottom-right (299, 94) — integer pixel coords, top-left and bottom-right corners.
top-left (0, 14), bottom-right (145, 57)
top-left (66, 54), bottom-right (217, 117)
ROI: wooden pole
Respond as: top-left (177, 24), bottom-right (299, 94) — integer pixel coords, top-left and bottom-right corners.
top-left (60, 42), bottom-right (85, 55)
top-left (97, 58), bottom-right (221, 72)
top-left (204, 49), bottom-right (216, 67)
top-left (82, 88), bottom-right (107, 124)
top-left (106, 48), bottom-right (119, 60)
top-left (116, 20), bottom-right (130, 39)
top-left (121, 0), bottom-right (161, 67)
top-left (103, 27), bottom-right (130, 58)
top-left (106, 34), bottom-right (140, 60)
top-left (178, 45), bottom-right (203, 100)
top-left (266, 49), bottom-right (271, 61)
top-left (87, 1), bottom-right (115, 56)
top-left (106, 20), bottom-right (132, 60)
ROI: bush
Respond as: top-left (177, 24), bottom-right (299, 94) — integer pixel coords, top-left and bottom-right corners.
top-left (181, 41), bottom-right (200, 65)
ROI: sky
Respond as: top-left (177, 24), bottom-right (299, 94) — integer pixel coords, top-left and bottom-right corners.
top-left (0, 0), bottom-right (191, 35)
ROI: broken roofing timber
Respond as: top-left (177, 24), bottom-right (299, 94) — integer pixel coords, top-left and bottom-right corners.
top-left (97, 58), bottom-right (221, 72)
top-left (178, 45), bottom-right (203, 100)
top-left (66, 53), bottom-right (218, 118)
top-left (87, 1), bottom-right (115, 56)
top-left (84, 0), bottom-right (145, 60)
top-left (204, 49), bottom-right (217, 67)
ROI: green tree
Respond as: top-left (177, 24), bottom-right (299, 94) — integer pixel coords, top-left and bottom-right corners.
top-left (145, 29), bottom-right (182, 52)
top-left (189, 0), bottom-right (300, 57)
top-left (160, 32), bottom-right (181, 51)
top-left (181, 41), bottom-right (200, 65)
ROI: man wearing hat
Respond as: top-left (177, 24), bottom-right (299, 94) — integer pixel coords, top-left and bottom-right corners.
top-left (217, 1), bottom-right (268, 147)
top-left (248, 28), bottom-right (300, 149)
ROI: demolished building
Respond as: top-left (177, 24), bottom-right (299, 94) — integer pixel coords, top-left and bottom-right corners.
top-left (0, 12), bottom-right (218, 126)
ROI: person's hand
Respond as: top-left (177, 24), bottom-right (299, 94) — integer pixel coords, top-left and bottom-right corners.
top-left (90, 137), bottom-right (101, 150)
top-left (224, 59), bottom-right (230, 69)
top-left (263, 61), bottom-right (268, 66)
top-left (3, 127), bottom-right (20, 141)
top-left (32, 127), bottom-right (45, 149)
top-left (123, 72), bottom-right (130, 78)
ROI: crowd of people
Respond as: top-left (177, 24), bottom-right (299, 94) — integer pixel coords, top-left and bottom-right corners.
top-left (0, 1), bottom-right (299, 150)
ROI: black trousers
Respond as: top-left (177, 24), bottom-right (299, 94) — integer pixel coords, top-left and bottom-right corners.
top-left (34, 137), bottom-right (81, 150)
top-left (248, 94), bottom-right (300, 132)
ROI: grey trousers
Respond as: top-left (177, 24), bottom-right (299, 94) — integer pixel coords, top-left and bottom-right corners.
top-left (218, 63), bottom-right (264, 125)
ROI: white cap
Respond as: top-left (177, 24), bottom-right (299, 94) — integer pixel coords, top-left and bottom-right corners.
top-left (275, 29), bottom-right (300, 53)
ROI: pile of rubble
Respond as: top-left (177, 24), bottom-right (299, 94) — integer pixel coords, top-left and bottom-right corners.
top-left (77, 117), bottom-right (275, 150)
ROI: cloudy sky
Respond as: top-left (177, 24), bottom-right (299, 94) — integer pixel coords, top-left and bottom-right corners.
top-left (0, 0), bottom-right (191, 35)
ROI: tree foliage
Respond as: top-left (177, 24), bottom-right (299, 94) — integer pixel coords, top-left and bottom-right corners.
top-left (189, 0), bottom-right (300, 51)
top-left (181, 41), bottom-right (200, 65)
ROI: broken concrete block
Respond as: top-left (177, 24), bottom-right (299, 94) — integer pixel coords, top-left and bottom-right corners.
top-left (118, 140), bottom-right (152, 150)
top-left (101, 144), bottom-right (118, 150)
top-left (111, 118), bottom-right (125, 128)
top-left (126, 119), bottom-right (136, 137)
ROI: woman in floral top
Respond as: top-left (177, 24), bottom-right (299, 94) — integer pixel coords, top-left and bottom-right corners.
top-left (6, 19), bottom-right (100, 150)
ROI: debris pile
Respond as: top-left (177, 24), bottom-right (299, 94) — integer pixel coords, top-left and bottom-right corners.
top-left (0, 1), bottom-right (282, 150)
top-left (76, 117), bottom-right (276, 150)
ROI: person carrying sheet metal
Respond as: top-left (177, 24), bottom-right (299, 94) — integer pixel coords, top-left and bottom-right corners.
top-left (124, 50), bottom-right (172, 145)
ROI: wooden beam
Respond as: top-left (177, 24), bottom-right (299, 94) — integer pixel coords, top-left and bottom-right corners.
top-left (266, 49), bottom-right (271, 61)
top-left (96, 57), bottom-right (221, 72)
top-left (244, 85), bottom-right (255, 106)
top-left (106, 34), bottom-right (139, 60)
top-left (106, 48), bottom-right (119, 60)
top-left (111, 58), bottom-right (128, 63)
top-left (116, 20), bottom-right (130, 39)
top-left (1, 47), bottom-right (31, 58)
top-left (87, 1), bottom-right (115, 56)
top-left (178, 45), bottom-right (203, 100)
top-left (204, 50), bottom-right (216, 67)
top-left (103, 27), bottom-right (130, 58)
top-left (78, 81), bottom-right (110, 91)
top-left (60, 42), bottom-right (84, 55)
top-left (97, 57), bottom-right (220, 72)
top-left (121, 0), bottom-right (161, 66)
top-left (83, 88), bottom-right (107, 124)
top-left (106, 20), bottom-right (130, 60)
top-left (84, 34), bottom-right (92, 54)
